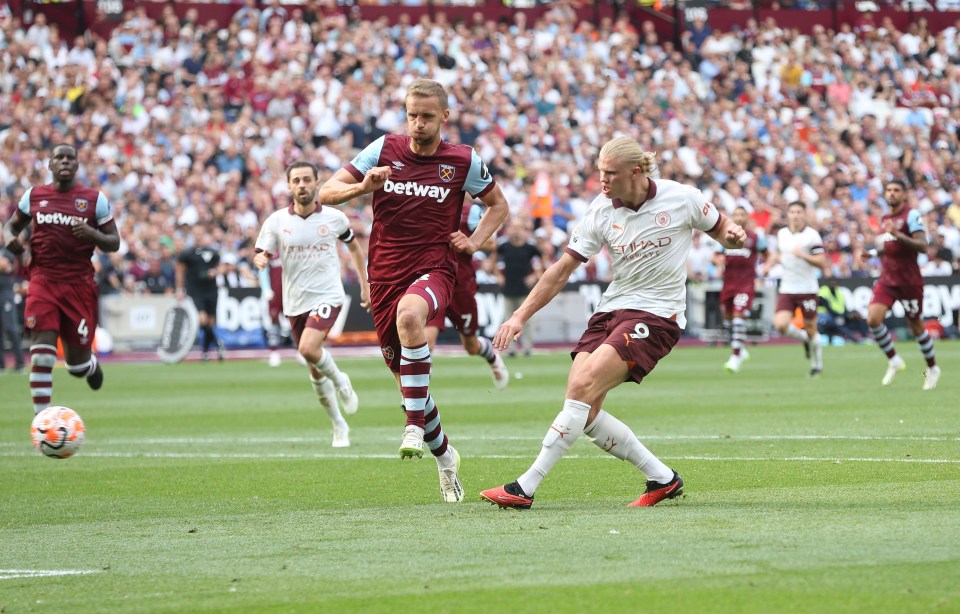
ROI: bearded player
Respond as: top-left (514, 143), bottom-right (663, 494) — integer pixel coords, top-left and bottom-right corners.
top-left (865, 180), bottom-right (940, 390)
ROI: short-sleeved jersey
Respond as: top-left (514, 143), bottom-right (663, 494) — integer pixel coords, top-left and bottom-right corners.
top-left (344, 134), bottom-right (495, 285)
top-left (255, 205), bottom-right (355, 317)
top-left (564, 179), bottom-right (721, 328)
top-left (720, 230), bottom-right (766, 292)
top-left (877, 206), bottom-right (924, 288)
top-left (776, 226), bottom-right (824, 294)
top-left (178, 246), bottom-right (220, 294)
top-left (18, 185), bottom-right (112, 283)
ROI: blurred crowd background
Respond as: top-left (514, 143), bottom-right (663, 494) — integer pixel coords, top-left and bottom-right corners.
top-left (1, 0), bottom-right (960, 302)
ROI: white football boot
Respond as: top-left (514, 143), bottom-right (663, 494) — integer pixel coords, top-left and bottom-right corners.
top-left (490, 353), bottom-right (509, 390)
top-left (336, 373), bottom-right (359, 415)
top-left (332, 424), bottom-right (350, 448)
top-left (882, 355), bottom-right (906, 386)
top-left (399, 425), bottom-right (424, 459)
top-left (922, 365), bottom-right (941, 391)
top-left (437, 445), bottom-right (463, 503)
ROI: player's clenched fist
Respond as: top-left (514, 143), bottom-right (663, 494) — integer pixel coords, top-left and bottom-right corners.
top-left (449, 231), bottom-right (478, 255)
top-left (361, 166), bottom-right (392, 191)
top-left (725, 223), bottom-right (746, 249)
top-left (71, 221), bottom-right (99, 242)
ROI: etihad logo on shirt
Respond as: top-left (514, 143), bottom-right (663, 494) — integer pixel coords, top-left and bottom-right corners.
top-left (36, 211), bottom-right (86, 226)
top-left (611, 236), bottom-right (672, 260)
top-left (383, 179), bottom-right (451, 203)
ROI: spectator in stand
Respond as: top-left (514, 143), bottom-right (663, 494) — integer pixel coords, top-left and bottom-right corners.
top-left (0, 247), bottom-right (25, 373)
top-left (2, 7), bottom-right (960, 306)
top-left (141, 255), bottom-right (174, 295)
top-left (496, 219), bottom-right (543, 357)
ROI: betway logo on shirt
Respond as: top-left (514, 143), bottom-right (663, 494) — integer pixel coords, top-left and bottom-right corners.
top-left (383, 179), bottom-right (451, 203)
top-left (36, 211), bottom-right (86, 225)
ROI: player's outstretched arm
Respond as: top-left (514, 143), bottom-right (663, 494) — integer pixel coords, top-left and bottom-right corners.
top-left (319, 167), bottom-right (391, 206)
top-left (3, 210), bottom-right (31, 254)
top-left (492, 252), bottom-right (581, 351)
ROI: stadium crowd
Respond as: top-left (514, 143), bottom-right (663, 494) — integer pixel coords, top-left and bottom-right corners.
top-left (1, 1), bottom-right (960, 302)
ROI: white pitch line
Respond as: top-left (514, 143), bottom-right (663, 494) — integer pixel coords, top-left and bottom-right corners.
top-left (0, 451), bottom-right (958, 463)
top-left (1, 434), bottom-right (956, 447)
top-left (671, 455), bottom-right (960, 464)
top-left (0, 569), bottom-right (99, 581)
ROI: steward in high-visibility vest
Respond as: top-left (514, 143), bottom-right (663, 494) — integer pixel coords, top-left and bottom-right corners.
top-left (818, 282), bottom-right (846, 317)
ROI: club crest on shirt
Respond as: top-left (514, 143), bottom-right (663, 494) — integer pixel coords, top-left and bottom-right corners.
top-left (317, 225), bottom-right (329, 237)
top-left (74, 198), bottom-right (89, 213)
top-left (655, 212), bottom-right (671, 228)
top-left (438, 164), bottom-right (456, 183)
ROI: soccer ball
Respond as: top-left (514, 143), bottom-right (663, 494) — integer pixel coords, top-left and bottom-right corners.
top-left (30, 406), bottom-right (86, 459)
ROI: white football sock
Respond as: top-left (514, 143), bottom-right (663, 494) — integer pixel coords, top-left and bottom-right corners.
top-left (810, 333), bottom-right (823, 369)
top-left (517, 399), bottom-right (590, 496)
top-left (311, 375), bottom-right (346, 428)
top-left (783, 326), bottom-right (809, 342)
top-left (584, 410), bottom-right (673, 483)
top-left (314, 349), bottom-right (345, 387)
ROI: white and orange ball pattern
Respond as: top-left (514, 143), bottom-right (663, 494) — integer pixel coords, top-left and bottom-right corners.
top-left (30, 406), bottom-right (86, 459)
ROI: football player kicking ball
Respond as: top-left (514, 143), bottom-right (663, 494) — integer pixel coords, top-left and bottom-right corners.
top-left (865, 180), bottom-right (940, 390)
top-left (481, 137), bottom-right (745, 509)
top-left (254, 161), bottom-right (368, 447)
top-left (3, 144), bottom-right (120, 415)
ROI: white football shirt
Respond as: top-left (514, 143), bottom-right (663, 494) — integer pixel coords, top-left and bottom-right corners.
top-left (566, 179), bottom-right (721, 328)
top-left (775, 226), bottom-right (824, 294)
top-left (255, 205), bottom-right (355, 317)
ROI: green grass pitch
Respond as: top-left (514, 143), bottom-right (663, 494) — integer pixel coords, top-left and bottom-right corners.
top-left (1, 342), bottom-right (958, 613)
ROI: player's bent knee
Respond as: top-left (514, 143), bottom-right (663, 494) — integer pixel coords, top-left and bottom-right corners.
top-left (299, 346), bottom-right (322, 364)
top-left (395, 309), bottom-right (425, 337)
top-left (566, 376), bottom-right (603, 407)
top-left (66, 359), bottom-right (92, 378)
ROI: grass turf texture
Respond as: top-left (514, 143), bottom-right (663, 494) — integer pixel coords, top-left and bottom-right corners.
top-left (1, 342), bottom-right (958, 613)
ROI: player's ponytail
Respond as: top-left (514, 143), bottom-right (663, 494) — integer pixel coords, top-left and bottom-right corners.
top-left (600, 137), bottom-right (658, 177)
